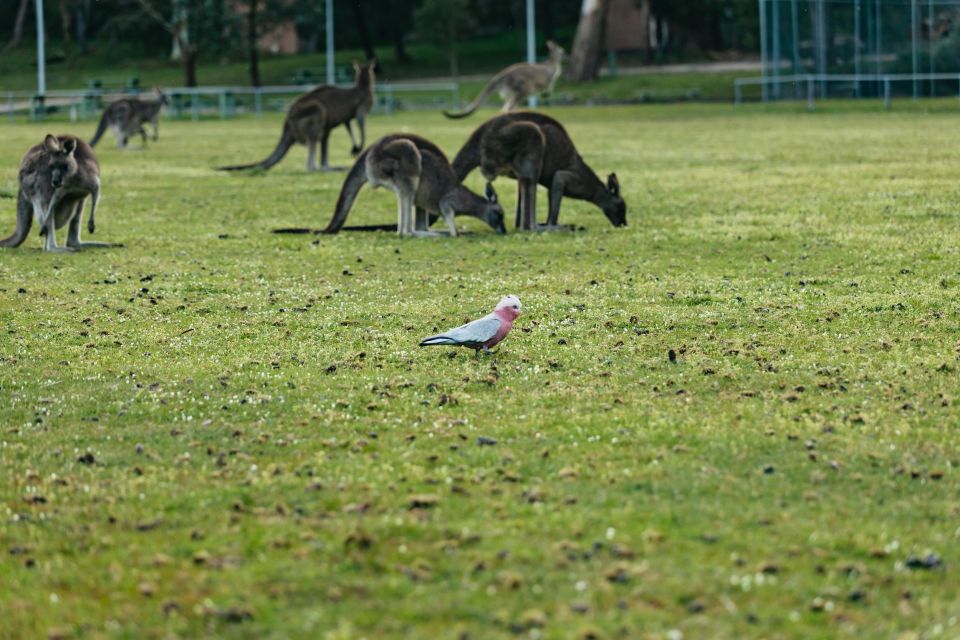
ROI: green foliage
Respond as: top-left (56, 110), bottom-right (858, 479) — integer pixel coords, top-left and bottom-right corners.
top-left (0, 104), bottom-right (959, 637)
top-left (413, 0), bottom-right (472, 76)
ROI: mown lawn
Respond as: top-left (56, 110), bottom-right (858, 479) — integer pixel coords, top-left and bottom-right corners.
top-left (1, 104), bottom-right (959, 639)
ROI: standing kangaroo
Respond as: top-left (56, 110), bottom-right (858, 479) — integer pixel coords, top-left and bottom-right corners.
top-left (1, 134), bottom-right (111, 252)
top-left (218, 60), bottom-right (376, 172)
top-left (443, 41), bottom-right (565, 119)
top-left (318, 134), bottom-right (506, 236)
top-left (452, 112), bottom-right (626, 231)
top-left (90, 88), bottom-right (168, 149)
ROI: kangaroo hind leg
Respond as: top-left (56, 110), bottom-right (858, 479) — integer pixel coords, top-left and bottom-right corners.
top-left (69, 199), bottom-right (113, 249)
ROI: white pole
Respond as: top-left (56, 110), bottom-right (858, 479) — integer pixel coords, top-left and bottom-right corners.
top-left (36, 0), bottom-right (46, 97)
top-left (325, 0), bottom-right (334, 85)
top-left (526, 0), bottom-right (537, 107)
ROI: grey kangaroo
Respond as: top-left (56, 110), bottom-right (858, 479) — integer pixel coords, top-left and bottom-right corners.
top-left (444, 41), bottom-right (565, 119)
top-left (218, 60), bottom-right (376, 172)
top-left (452, 111), bottom-right (626, 231)
top-left (1, 134), bottom-right (112, 252)
top-left (90, 88), bottom-right (168, 149)
top-left (317, 134), bottom-right (506, 236)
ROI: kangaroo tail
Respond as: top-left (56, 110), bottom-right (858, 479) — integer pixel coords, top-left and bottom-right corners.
top-left (89, 111), bottom-right (109, 147)
top-left (443, 76), bottom-right (502, 119)
top-left (216, 123), bottom-right (296, 171)
top-left (0, 192), bottom-right (33, 248)
top-left (321, 149), bottom-right (370, 234)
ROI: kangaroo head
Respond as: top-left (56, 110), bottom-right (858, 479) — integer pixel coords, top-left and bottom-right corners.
top-left (546, 40), bottom-right (565, 62)
top-left (43, 135), bottom-right (79, 190)
top-left (155, 87), bottom-right (170, 105)
top-left (602, 173), bottom-right (627, 227)
top-left (481, 182), bottom-right (507, 234)
top-left (354, 59), bottom-right (376, 86)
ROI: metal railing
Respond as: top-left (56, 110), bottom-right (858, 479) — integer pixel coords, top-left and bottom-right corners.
top-left (735, 73), bottom-right (960, 110)
top-left (1, 81), bottom-right (461, 122)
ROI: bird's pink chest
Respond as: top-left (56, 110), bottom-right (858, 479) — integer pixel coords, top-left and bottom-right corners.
top-left (485, 311), bottom-right (516, 348)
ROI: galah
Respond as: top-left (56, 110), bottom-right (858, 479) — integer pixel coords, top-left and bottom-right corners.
top-left (419, 295), bottom-right (522, 354)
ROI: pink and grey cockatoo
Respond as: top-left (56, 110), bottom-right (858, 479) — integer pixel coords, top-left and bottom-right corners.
top-left (419, 295), bottom-right (521, 354)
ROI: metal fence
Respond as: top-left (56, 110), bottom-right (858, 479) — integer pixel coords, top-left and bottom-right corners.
top-left (758, 0), bottom-right (960, 101)
top-left (1, 82), bottom-right (462, 123)
top-left (735, 71), bottom-right (960, 107)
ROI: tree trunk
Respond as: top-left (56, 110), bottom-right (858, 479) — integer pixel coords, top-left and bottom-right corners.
top-left (543, 0), bottom-right (554, 41)
top-left (183, 47), bottom-right (198, 87)
top-left (58, 0), bottom-right (73, 62)
top-left (351, 0), bottom-right (378, 68)
top-left (390, 1), bottom-right (411, 63)
top-left (394, 35), bottom-right (411, 63)
top-left (567, 0), bottom-right (606, 82)
top-left (3, 0), bottom-right (30, 52)
top-left (76, 0), bottom-right (91, 55)
top-left (639, 0), bottom-right (651, 62)
top-left (247, 0), bottom-right (261, 87)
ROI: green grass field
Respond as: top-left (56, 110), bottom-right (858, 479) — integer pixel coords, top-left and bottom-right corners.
top-left (1, 104), bottom-right (959, 639)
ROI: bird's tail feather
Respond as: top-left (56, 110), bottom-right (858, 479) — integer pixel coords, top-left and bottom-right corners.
top-left (419, 334), bottom-right (457, 347)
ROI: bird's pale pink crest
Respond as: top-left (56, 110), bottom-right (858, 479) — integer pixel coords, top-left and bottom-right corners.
top-left (493, 295), bottom-right (521, 322)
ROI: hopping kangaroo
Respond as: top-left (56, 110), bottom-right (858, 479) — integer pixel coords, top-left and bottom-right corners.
top-left (443, 41), bottom-right (564, 119)
top-left (1, 134), bottom-right (111, 252)
top-left (90, 88), bottom-right (168, 149)
top-left (218, 60), bottom-right (376, 172)
top-left (452, 111), bottom-right (626, 231)
top-left (320, 134), bottom-right (506, 236)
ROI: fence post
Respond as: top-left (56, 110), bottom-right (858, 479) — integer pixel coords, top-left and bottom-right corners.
top-left (453, 82), bottom-right (460, 110)
top-left (7, 93), bottom-right (13, 123)
top-left (191, 93), bottom-right (199, 121)
top-left (807, 76), bottom-right (814, 111)
top-left (735, 81), bottom-right (742, 106)
top-left (218, 91), bottom-right (226, 119)
top-left (255, 88), bottom-right (262, 118)
top-left (884, 77), bottom-right (891, 109)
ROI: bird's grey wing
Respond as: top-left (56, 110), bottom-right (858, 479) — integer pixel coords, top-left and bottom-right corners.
top-left (441, 315), bottom-right (501, 345)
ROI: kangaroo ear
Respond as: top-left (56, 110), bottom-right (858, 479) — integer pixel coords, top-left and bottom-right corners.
top-left (353, 60), bottom-right (361, 72)
top-left (61, 137), bottom-right (77, 156)
top-left (44, 134), bottom-right (61, 153)
top-left (607, 173), bottom-right (620, 196)
top-left (485, 182), bottom-right (498, 204)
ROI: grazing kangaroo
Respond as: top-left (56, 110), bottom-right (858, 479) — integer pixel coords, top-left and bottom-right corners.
top-left (443, 41), bottom-right (565, 119)
top-left (1, 134), bottom-right (111, 252)
top-left (218, 60), bottom-right (376, 172)
top-left (317, 134), bottom-right (506, 236)
top-left (452, 111), bottom-right (626, 231)
top-left (89, 88), bottom-right (168, 149)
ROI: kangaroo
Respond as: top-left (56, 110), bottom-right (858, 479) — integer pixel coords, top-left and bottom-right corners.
top-left (443, 41), bottom-right (565, 119)
top-left (90, 88), bottom-right (168, 149)
top-left (1, 134), bottom-right (111, 252)
top-left (218, 60), bottom-right (376, 172)
top-left (315, 134), bottom-right (506, 236)
top-left (451, 111), bottom-right (626, 231)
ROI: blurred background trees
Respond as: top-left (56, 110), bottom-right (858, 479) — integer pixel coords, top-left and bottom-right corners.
top-left (0, 0), bottom-right (761, 85)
